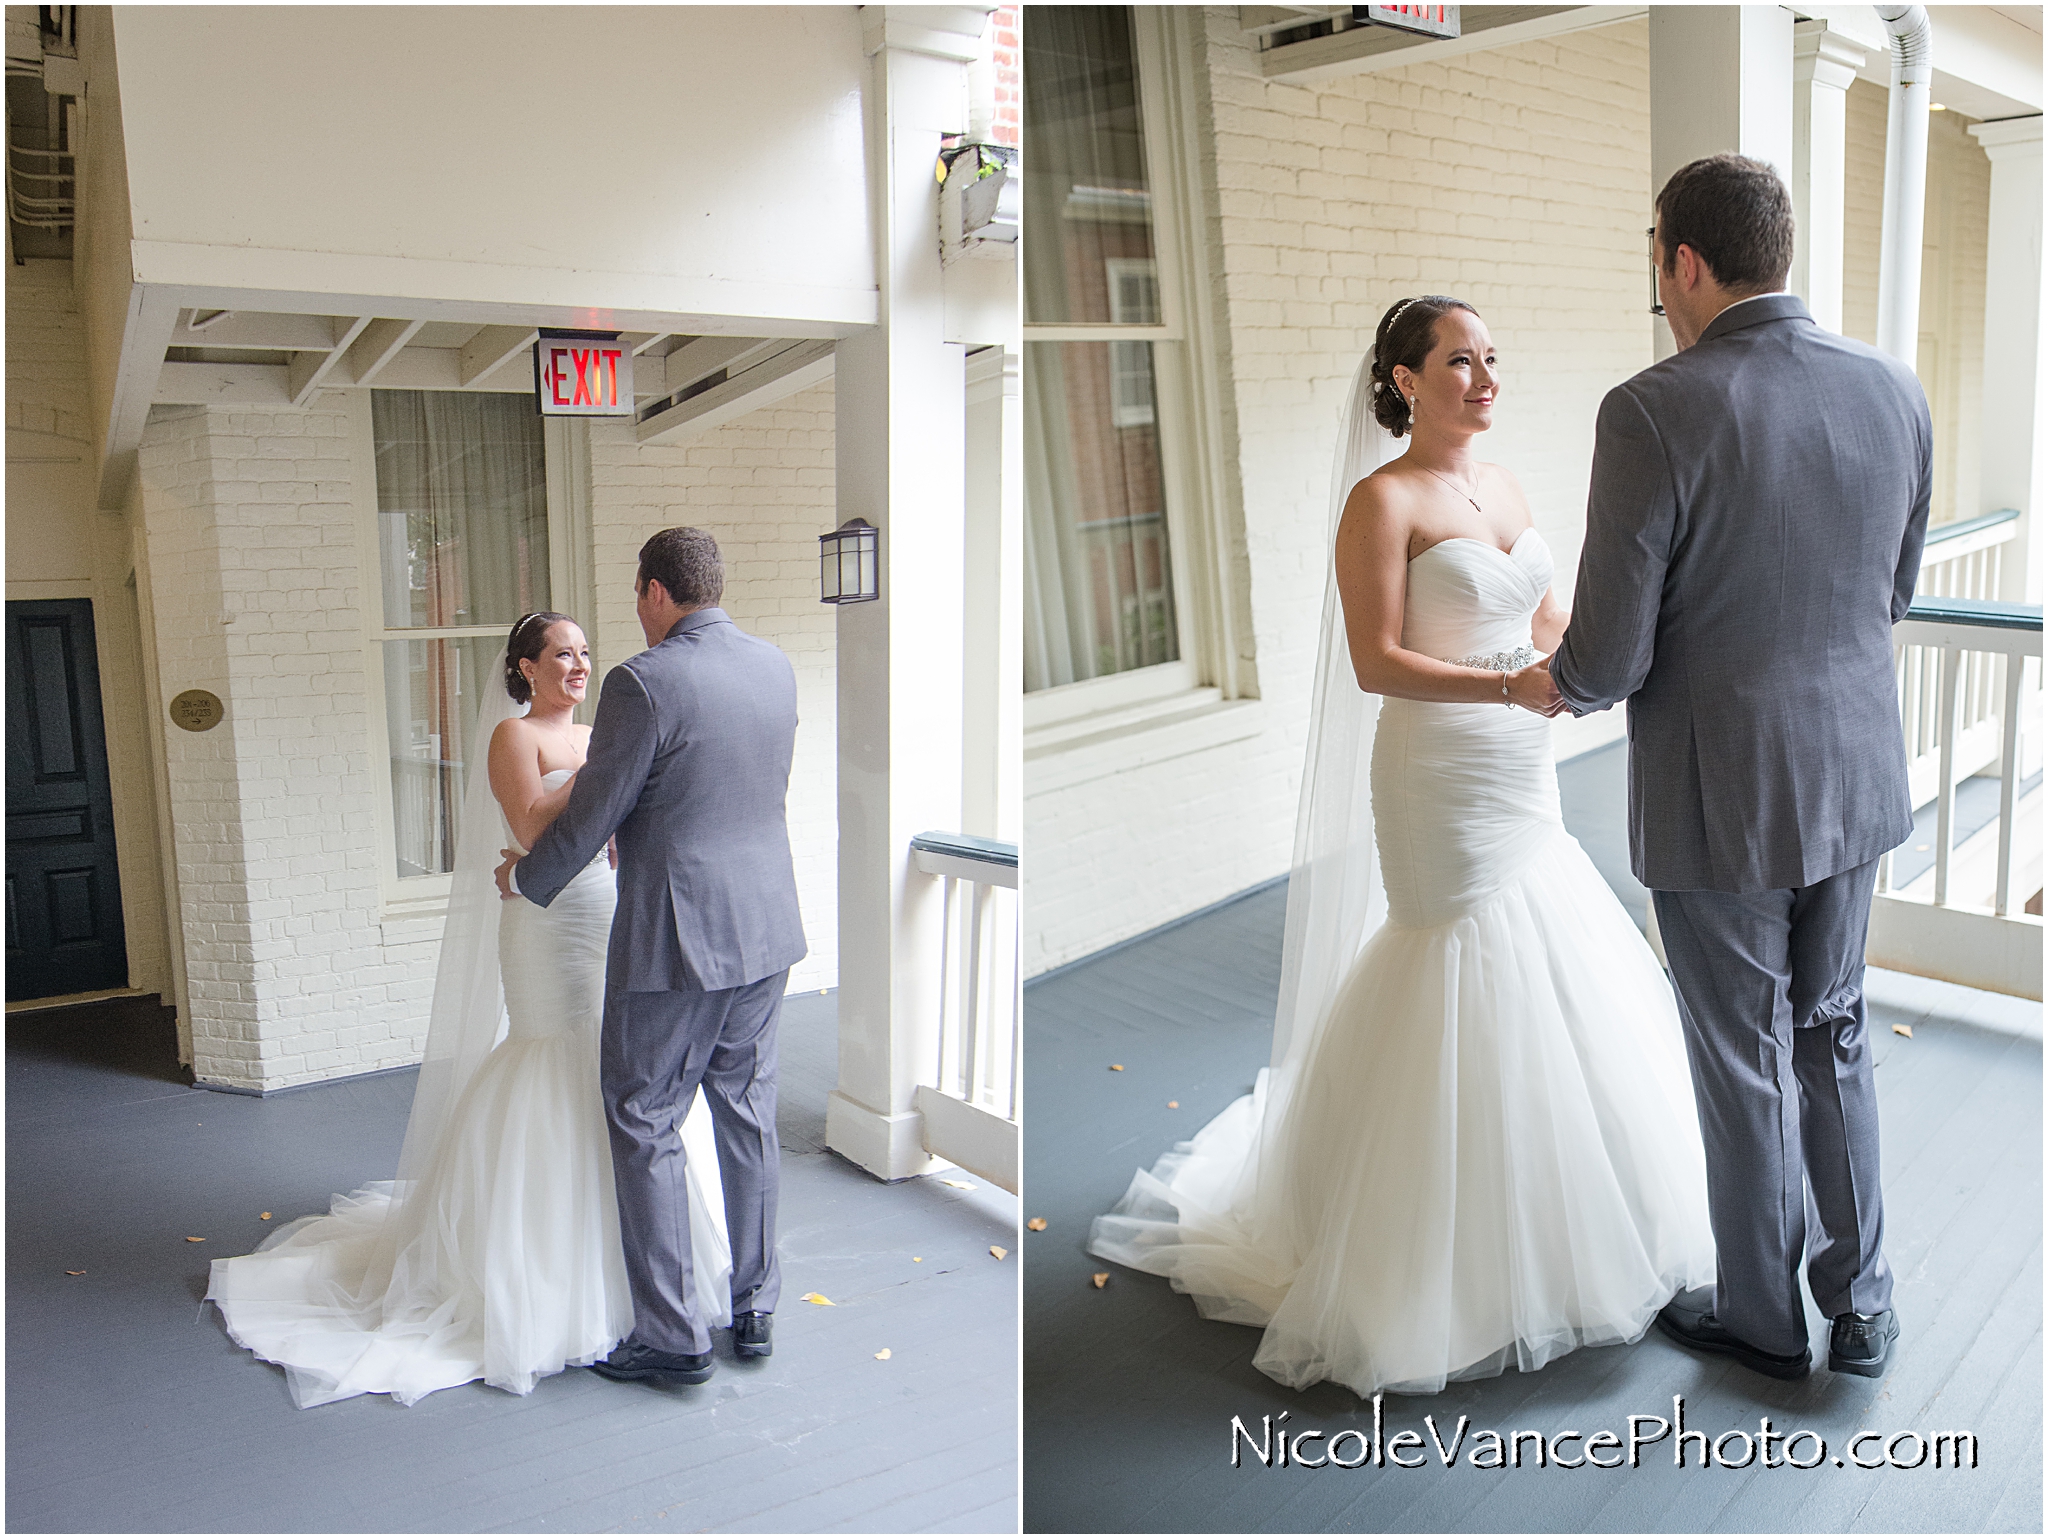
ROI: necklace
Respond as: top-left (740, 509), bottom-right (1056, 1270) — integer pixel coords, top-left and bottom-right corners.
top-left (1421, 463), bottom-right (1483, 513)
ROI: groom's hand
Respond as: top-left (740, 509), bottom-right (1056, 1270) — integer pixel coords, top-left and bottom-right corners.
top-left (494, 850), bottom-right (521, 901)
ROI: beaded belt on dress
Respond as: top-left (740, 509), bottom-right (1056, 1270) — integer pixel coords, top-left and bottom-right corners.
top-left (1443, 644), bottom-right (1537, 672)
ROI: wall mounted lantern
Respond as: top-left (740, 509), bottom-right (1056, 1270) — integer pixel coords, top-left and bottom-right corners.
top-left (819, 517), bottom-right (879, 605)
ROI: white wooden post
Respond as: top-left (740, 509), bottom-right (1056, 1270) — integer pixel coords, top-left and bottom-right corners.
top-left (826, 6), bottom-right (983, 1181)
top-left (1791, 20), bottom-right (1866, 334)
top-left (1648, 6), bottom-right (1795, 361)
top-left (1969, 116), bottom-right (2043, 607)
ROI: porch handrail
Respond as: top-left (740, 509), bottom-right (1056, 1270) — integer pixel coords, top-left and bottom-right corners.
top-left (910, 830), bottom-right (1020, 1192)
top-left (1875, 596), bottom-right (2042, 999)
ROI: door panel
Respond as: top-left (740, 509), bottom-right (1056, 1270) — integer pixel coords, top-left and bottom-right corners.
top-left (6, 599), bottom-right (127, 1000)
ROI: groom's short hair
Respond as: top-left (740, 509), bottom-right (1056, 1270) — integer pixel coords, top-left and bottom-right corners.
top-left (637, 526), bottom-right (725, 609)
top-left (1655, 153), bottom-right (1794, 295)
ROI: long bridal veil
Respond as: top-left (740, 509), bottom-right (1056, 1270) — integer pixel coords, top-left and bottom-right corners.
top-left (207, 657), bottom-right (548, 1407)
top-left (1090, 354), bottom-right (1402, 1315)
top-left (396, 653), bottom-right (525, 1185)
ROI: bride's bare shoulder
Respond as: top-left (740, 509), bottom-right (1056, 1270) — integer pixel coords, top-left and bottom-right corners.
top-left (1339, 463), bottom-right (1422, 544)
top-left (489, 715), bottom-right (541, 767)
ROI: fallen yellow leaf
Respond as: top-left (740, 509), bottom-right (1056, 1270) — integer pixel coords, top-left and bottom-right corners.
top-left (185, 1236), bottom-right (205, 1243)
top-left (65, 1270), bottom-right (85, 1276)
top-left (1027, 1217), bottom-right (1047, 1231)
top-left (1109, 1064), bottom-right (1124, 1072)
top-left (939, 1178), bottom-right (977, 1190)
top-left (990, 1245), bottom-right (1009, 1260)
top-left (874, 1348), bottom-right (892, 1360)
top-left (913, 1256), bottom-right (923, 1262)
top-left (259, 1212), bottom-right (272, 1221)
top-left (1167, 1100), bottom-right (1179, 1109)
top-left (1092, 1272), bottom-right (1110, 1288)
top-left (1893, 1023), bottom-right (1914, 1038)
top-left (800, 1291), bottom-right (835, 1306)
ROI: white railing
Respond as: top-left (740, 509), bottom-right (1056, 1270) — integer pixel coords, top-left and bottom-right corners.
top-left (1897, 510), bottom-right (2021, 804)
top-left (909, 831), bottom-right (1020, 1193)
top-left (1871, 590), bottom-right (2043, 1000)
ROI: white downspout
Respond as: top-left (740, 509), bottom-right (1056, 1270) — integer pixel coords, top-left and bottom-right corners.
top-left (1874, 5), bottom-right (1933, 370)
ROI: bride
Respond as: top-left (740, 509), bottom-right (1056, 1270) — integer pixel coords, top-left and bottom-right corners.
top-left (1089, 295), bottom-right (1716, 1397)
top-left (207, 612), bottom-right (731, 1408)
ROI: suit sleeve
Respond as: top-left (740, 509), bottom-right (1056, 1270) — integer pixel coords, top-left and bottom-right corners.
top-left (513, 663), bottom-right (658, 908)
top-left (1550, 384), bottom-right (1678, 715)
top-left (1891, 391), bottom-right (1934, 625)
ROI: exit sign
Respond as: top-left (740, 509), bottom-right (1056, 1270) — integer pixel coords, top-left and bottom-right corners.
top-left (534, 331), bottom-right (634, 417)
top-left (1355, 4), bottom-right (1460, 38)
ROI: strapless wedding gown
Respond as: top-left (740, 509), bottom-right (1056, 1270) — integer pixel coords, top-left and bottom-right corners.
top-left (207, 772), bottom-right (732, 1407)
top-left (1089, 529), bottom-right (1715, 1397)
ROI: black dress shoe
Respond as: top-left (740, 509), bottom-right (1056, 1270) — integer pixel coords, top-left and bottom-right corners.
top-left (733, 1310), bottom-right (773, 1359)
top-left (1656, 1288), bottom-right (1810, 1380)
top-left (589, 1342), bottom-right (715, 1386)
top-left (1829, 1309), bottom-right (1899, 1378)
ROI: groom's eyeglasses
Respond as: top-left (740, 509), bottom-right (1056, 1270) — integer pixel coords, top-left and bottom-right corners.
top-left (1646, 226), bottom-right (1666, 317)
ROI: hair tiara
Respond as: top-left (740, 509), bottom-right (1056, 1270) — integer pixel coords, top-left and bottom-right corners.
top-left (1386, 296), bottom-right (1419, 329)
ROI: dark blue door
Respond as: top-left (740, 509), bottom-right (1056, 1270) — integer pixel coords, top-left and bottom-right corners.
top-left (6, 598), bottom-right (127, 1001)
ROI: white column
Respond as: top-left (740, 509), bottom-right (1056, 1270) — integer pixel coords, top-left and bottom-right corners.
top-left (1791, 21), bottom-right (1866, 334)
top-left (1969, 116), bottom-right (2044, 606)
top-left (826, 7), bottom-right (980, 1181)
top-left (963, 345), bottom-right (1021, 844)
top-left (1648, 5), bottom-right (1795, 359)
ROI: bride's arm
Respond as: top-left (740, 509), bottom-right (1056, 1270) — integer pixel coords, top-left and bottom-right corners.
top-left (1530, 588), bottom-right (1569, 654)
top-left (1334, 477), bottom-right (1553, 709)
top-left (487, 719), bottom-right (577, 851)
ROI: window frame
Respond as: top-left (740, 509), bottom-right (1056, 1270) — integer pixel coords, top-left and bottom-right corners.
top-left (350, 388), bottom-right (583, 919)
top-left (1023, 5), bottom-right (1250, 747)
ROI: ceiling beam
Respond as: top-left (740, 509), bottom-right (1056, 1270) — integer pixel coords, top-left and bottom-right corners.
top-left (660, 336), bottom-right (784, 398)
top-left (372, 348), bottom-right (528, 392)
top-left (287, 313), bottom-right (373, 406)
top-left (96, 286), bottom-right (183, 510)
top-left (336, 317), bottom-right (427, 387)
top-left (169, 310), bottom-right (345, 350)
top-left (637, 339), bottom-right (835, 445)
top-left (155, 361), bottom-right (292, 407)
top-left (459, 324), bottom-right (539, 387)
top-left (1259, 4), bottom-right (1645, 82)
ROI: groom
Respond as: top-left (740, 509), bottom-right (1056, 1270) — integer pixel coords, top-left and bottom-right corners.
top-left (497, 526), bottom-right (807, 1386)
top-left (1545, 154), bottom-right (1930, 1381)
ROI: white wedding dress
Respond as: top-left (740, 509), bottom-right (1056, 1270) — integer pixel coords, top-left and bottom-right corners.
top-left (1089, 528), bottom-right (1716, 1397)
top-left (207, 771), bottom-right (732, 1408)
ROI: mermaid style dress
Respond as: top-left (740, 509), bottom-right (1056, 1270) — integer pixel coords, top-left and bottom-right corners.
top-left (208, 772), bottom-right (732, 1407)
top-left (1089, 529), bottom-right (1716, 1396)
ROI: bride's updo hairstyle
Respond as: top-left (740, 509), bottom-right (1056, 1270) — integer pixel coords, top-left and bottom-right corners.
top-left (1369, 294), bottom-right (1479, 438)
top-left (503, 611), bottom-right (576, 705)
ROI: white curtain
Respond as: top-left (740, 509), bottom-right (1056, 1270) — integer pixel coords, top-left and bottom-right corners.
top-left (371, 391), bottom-right (548, 877)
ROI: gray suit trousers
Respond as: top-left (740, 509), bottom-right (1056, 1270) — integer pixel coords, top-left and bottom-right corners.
top-left (1653, 862), bottom-right (1893, 1357)
top-left (601, 971), bottom-right (788, 1356)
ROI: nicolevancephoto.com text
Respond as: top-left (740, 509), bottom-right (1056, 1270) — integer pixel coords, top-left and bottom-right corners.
top-left (1230, 1396), bottom-right (1979, 1473)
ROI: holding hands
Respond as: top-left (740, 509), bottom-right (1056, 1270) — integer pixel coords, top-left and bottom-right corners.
top-left (1507, 657), bottom-right (1569, 717)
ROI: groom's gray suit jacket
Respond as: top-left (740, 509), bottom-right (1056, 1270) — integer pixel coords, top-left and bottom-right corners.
top-left (515, 606), bottom-right (807, 991)
top-left (1550, 294), bottom-right (1932, 894)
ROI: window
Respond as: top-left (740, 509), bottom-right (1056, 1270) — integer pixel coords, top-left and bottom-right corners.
top-left (1023, 5), bottom-right (1186, 693)
top-left (363, 391), bottom-right (550, 885)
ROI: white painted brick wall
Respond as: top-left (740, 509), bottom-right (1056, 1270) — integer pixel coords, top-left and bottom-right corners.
top-left (583, 379), bottom-right (839, 994)
top-left (1843, 79), bottom-right (1989, 527)
top-left (1027, 15), bottom-right (1657, 975)
top-left (139, 399), bottom-right (404, 1089)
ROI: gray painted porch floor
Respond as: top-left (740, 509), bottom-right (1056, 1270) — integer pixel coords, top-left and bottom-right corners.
top-left (7, 991), bottom-right (1019, 1534)
top-left (1022, 742), bottom-right (2042, 1534)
